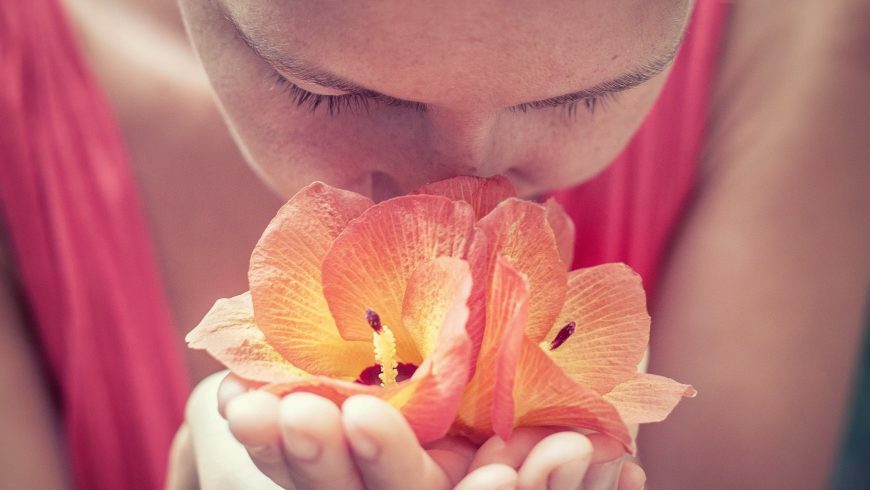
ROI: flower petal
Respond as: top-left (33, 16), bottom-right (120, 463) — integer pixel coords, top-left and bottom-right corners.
top-left (455, 256), bottom-right (528, 442)
top-left (402, 257), bottom-right (473, 359)
top-left (322, 195), bottom-right (475, 364)
top-left (397, 256), bottom-right (475, 442)
top-left (413, 175), bottom-right (517, 220)
top-left (472, 198), bottom-right (568, 342)
top-left (186, 292), bottom-right (309, 383)
top-left (603, 373), bottom-right (696, 424)
top-left (267, 262), bottom-right (474, 443)
top-left (264, 376), bottom-right (410, 409)
top-left (512, 338), bottom-right (634, 451)
top-left (542, 263), bottom-right (650, 394)
top-left (249, 182), bottom-right (375, 378)
top-left (543, 197), bottom-right (575, 268)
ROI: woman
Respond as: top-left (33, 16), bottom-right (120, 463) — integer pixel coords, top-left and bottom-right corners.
top-left (1, 0), bottom-right (868, 488)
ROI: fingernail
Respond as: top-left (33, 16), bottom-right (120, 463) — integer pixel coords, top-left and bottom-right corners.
top-left (346, 427), bottom-right (380, 461)
top-left (283, 430), bottom-right (321, 461)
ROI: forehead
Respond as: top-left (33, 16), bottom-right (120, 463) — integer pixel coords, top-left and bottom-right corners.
top-left (221, 0), bottom-right (690, 105)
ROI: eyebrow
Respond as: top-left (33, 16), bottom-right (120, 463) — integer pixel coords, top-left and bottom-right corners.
top-left (224, 10), bottom-right (682, 111)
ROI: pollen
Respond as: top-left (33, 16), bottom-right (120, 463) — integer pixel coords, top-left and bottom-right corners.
top-left (372, 324), bottom-right (398, 385)
top-left (366, 308), bottom-right (383, 333)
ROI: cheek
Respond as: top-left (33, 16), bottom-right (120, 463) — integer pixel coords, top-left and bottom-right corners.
top-left (509, 72), bottom-right (671, 196)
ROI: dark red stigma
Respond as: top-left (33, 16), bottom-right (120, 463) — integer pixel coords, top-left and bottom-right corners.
top-left (355, 364), bottom-right (382, 385)
top-left (354, 362), bottom-right (419, 385)
top-left (397, 362), bottom-right (418, 381)
top-left (365, 308), bottom-right (382, 333)
top-left (549, 321), bottom-right (576, 350)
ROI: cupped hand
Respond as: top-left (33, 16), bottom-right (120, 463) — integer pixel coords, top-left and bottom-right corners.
top-left (167, 371), bottom-right (282, 489)
top-left (171, 372), bottom-right (646, 489)
top-left (221, 375), bottom-right (510, 490)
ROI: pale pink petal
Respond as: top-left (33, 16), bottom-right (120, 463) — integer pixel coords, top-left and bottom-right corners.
top-left (543, 197), bottom-right (575, 268)
top-left (249, 182), bottom-right (375, 378)
top-left (512, 338), bottom-right (634, 451)
top-left (402, 257), bottom-right (473, 358)
top-left (603, 373), bottom-right (696, 424)
top-left (413, 175), bottom-right (517, 220)
top-left (472, 198), bottom-right (568, 342)
top-left (397, 257), bottom-right (474, 442)
top-left (542, 263), bottom-right (650, 394)
top-left (186, 292), bottom-right (309, 383)
top-left (321, 195), bottom-right (475, 364)
top-left (455, 257), bottom-right (528, 442)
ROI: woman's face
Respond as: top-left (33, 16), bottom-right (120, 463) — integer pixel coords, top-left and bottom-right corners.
top-left (179, 0), bottom-right (691, 200)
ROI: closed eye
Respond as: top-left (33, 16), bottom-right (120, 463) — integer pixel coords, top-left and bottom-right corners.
top-left (274, 73), bottom-right (619, 118)
top-left (273, 74), bottom-right (426, 116)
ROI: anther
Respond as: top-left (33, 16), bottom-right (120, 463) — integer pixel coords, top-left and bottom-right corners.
top-left (549, 321), bottom-right (576, 350)
top-left (365, 309), bottom-right (382, 333)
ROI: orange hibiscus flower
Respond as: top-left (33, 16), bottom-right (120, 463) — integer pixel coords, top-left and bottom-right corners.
top-left (187, 182), bottom-right (479, 443)
top-left (415, 180), bottom-right (696, 451)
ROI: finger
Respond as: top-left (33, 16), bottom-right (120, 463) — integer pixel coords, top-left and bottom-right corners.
top-left (423, 436), bottom-right (478, 486)
top-left (226, 390), bottom-right (295, 489)
top-left (582, 457), bottom-right (624, 490)
top-left (278, 392), bottom-right (363, 490)
top-left (454, 464), bottom-right (517, 490)
top-left (517, 432), bottom-right (593, 490)
top-left (186, 371), bottom-right (280, 488)
top-left (468, 427), bottom-right (560, 472)
top-left (586, 433), bottom-right (626, 465)
top-left (342, 395), bottom-right (452, 490)
top-left (217, 372), bottom-right (252, 419)
top-left (165, 424), bottom-right (197, 490)
top-left (616, 461), bottom-right (646, 490)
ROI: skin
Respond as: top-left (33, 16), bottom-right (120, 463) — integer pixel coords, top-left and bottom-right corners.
top-left (2, 0), bottom-right (869, 488)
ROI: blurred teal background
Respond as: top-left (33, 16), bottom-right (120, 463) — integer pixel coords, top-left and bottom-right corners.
top-left (833, 311), bottom-right (870, 489)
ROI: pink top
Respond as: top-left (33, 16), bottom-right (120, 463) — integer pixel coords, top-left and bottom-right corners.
top-left (550, 1), bottom-right (730, 302)
top-left (0, 1), bottom-right (728, 488)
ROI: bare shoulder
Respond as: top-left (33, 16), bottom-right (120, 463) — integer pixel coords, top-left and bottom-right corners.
top-left (696, 0), bottom-right (870, 263)
top-left (640, 2), bottom-right (869, 486)
top-left (706, 0), bottom-right (870, 179)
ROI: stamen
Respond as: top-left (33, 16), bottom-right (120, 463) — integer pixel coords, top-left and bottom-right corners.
top-left (366, 308), bottom-right (383, 333)
top-left (363, 309), bottom-right (403, 385)
top-left (549, 321), bottom-right (576, 350)
top-left (372, 324), bottom-right (398, 385)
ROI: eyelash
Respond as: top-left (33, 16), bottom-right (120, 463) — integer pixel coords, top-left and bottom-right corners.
top-left (273, 75), bottom-right (425, 116)
top-left (273, 74), bottom-right (618, 118)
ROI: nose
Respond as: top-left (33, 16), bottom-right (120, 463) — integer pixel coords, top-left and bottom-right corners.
top-left (421, 108), bottom-right (508, 180)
